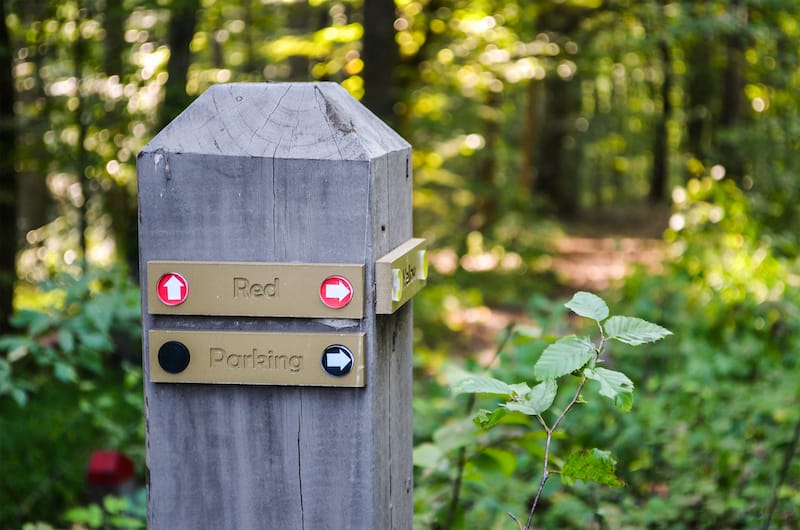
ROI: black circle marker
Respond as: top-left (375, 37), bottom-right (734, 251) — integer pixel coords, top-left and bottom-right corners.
top-left (158, 341), bottom-right (191, 374)
top-left (321, 344), bottom-right (354, 377)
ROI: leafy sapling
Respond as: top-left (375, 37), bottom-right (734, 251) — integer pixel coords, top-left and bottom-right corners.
top-left (451, 291), bottom-right (671, 530)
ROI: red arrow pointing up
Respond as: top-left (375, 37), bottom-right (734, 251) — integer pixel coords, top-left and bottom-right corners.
top-left (157, 272), bottom-right (189, 306)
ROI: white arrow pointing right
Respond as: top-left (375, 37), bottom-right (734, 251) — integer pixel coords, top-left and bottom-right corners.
top-left (325, 280), bottom-right (351, 302)
top-left (326, 348), bottom-right (352, 371)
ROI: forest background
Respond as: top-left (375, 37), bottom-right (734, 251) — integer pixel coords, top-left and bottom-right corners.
top-left (1, 0), bottom-right (800, 528)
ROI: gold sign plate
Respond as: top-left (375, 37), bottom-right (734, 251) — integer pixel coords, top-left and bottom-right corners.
top-left (375, 238), bottom-right (428, 314)
top-left (149, 330), bottom-right (365, 387)
top-left (147, 261), bottom-right (364, 319)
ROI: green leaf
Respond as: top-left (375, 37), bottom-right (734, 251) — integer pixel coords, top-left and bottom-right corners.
top-left (433, 417), bottom-right (478, 453)
top-left (565, 291), bottom-right (609, 322)
top-left (451, 375), bottom-right (528, 398)
top-left (474, 407), bottom-right (508, 431)
top-left (103, 495), bottom-right (130, 514)
top-left (58, 329), bottom-right (75, 353)
top-left (504, 379), bottom-right (558, 415)
top-left (8, 344), bottom-right (29, 362)
top-left (54, 362), bottom-right (77, 383)
top-left (64, 503), bottom-right (104, 528)
top-left (481, 447), bottom-right (517, 476)
top-left (562, 448), bottom-right (625, 487)
top-left (28, 313), bottom-right (53, 337)
top-left (413, 443), bottom-right (445, 469)
top-left (106, 515), bottom-right (145, 529)
top-left (584, 367), bottom-right (634, 412)
top-left (11, 387), bottom-right (28, 407)
top-left (604, 316), bottom-right (672, 345)
top-left (80, 332), bottom-right (112, 352)
top-left (534, 336), bottom-right (595, 380)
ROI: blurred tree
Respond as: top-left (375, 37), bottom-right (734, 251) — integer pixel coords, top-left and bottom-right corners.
top-left (160, 0), bottom-right (201, 129)
top-left (533, 3), bottom-right (587, 216)
top-left (0, 0), bottom-right (16, 332)
top-left (715, 0), bottom-right (746, 184)
top-left (103, 0), bottom-right (125, 77)
top-left (362, 0), bottom-right (399, 125)
top-left (649, 38), bottom-right (672, 203)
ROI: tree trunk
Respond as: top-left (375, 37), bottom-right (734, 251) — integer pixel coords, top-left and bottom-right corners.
top-left (716, 0), bottom-right (746, 184)
top-left (16, 5), bottom-right (51, 244)
top-left (519, 79), bottom-right (543, 194)
top-left (473, 91), bottom-right (502, 228)
top-left (103, 0), bottom-right (125, 76)
top-left (650, 39), bottom-right (672, 203)
top-left (160, 0), bottom-right (200, 130)
top-left (286, 1), bottom-right (313, 80)
top-left (532, 5), bottom-right (586, 217)
top-left (535, 74), bottom-right (582, 216)
top-left (685, 36), bottom-right (714, 170)
top-left (74, 6), bottom-right (90, 267)
top-left (0, 0), bottom-right (17, 331)
top-left (361, 0), bottom-right (398, 126)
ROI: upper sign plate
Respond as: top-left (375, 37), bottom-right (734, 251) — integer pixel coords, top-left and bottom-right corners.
top-left (147, 261), bottom-right (364, 319)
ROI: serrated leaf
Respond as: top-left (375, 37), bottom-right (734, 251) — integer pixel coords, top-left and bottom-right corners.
top-left (565, 291), bottom-right (609, 322)
top-left (585, 367), bottom-right (634, 412)
top-left (604, 316), bottom-right (672, 345)
top-left (474, 407), bottom-right (508, 431)
top-left (452, 375), bottom-right (527, 398)
top-left (562, 448), bottom-right (624, 487)
top-left (534, 336), bottom-right (595, 380)
top-left (504, 379), bottom-right (558, 415)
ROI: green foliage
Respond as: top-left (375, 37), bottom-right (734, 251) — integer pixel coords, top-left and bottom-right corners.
top-left (522, 176), bottom-right (800, 529)
top-left (437, 292), bottom-right (670, 526)
top-left (0, 267), bottom-right (143, 527)
top-left (63, 491), bottom-right (146, 530)
top-left (0, 266), bottom-right (141, 405)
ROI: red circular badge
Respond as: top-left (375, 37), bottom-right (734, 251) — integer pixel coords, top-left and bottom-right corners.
top-left (156, 272), bottom-right (189, 306)
top-left (319, 275), bottom-right (354, 309)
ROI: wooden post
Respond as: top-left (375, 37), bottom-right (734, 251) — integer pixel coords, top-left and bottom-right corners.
top-left (137, 83), bottom-right (414, 529)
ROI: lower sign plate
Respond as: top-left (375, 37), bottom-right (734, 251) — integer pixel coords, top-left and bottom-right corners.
top-left (149, 330), bottom-right (365, 387)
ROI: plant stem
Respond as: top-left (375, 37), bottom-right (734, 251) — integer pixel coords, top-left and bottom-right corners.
top-left (523, 375), bottom-right (589, 530)
top-left (522, 336), bottom-right (603, 530)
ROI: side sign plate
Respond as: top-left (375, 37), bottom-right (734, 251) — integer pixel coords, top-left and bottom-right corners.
top-left (149, 330), bottom-right (365, 387)
top-left (375, 238), bottom-right (428, 314)
top-left (147, 261), bottom-right (364, 319)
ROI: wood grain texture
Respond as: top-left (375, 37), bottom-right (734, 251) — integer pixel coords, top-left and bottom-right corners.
top-left (138, 83), bottom-right (412, 529)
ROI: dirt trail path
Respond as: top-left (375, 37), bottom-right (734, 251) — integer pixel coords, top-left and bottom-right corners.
top-left (448, 205), bottom-right (671, 362)
top-left (551, 205), bottom-right (670, 292)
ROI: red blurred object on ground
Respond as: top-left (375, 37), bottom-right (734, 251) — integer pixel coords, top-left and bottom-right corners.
top-left (87, 450), bottom-right (135, 487)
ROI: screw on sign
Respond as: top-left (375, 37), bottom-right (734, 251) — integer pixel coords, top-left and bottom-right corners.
top-left (157, 272), bottom-right (189, 306)
top-left (319, 275), bottom-right (354, 309)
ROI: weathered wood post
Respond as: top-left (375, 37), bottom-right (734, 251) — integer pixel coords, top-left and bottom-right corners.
top-left (137, 83), bottom-right (425, 529)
